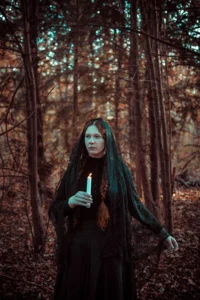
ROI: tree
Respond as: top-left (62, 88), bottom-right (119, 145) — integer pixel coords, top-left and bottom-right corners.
top-left (129, 0), bottom-right (156, 212)
top-left (21, 0), bottom-right (45, 252)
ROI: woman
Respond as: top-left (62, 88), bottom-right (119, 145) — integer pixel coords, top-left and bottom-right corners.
top-left (49, 118), bottom-right (178, 300)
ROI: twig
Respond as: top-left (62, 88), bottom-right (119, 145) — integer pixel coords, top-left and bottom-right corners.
top-left (0, 62), bottom-right (22, 89)
top-left (47, 23), bottom-right (200, 57)
top-left (178, 150), bottom-right (199, 163)
top-left (0, 175), bottom-right (27, 178)
top-left (0, 76), bottom-right (24, 126)
top-left (0, 273), bottom-right (53, 293)
top-left (184, 144), bottom-right (200, 148)
top-left (0, 167), bottom-right (29, 177)
top-left (0, 111), bottom-right (34, 136)
top-left (0, 7), bottom-right (24, 54)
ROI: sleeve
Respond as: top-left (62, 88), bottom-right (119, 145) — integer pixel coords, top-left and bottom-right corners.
top-left (50, 172), bottom-right (73, 221)
top-left (124, 164), bottom-right (170, 239)
top-left (128, 192), bottom-right (170, 239)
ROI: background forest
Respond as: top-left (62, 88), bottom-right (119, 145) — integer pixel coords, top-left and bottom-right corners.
top-left (0, 0), bottom-right (199, 299)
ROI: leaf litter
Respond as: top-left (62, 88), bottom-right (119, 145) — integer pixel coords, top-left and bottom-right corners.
top-left (0, 188), bottom-right (199, 299)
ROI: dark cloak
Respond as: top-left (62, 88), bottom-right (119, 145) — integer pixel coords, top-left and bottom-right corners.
top-left (49, 118), bottom-right (170, 298)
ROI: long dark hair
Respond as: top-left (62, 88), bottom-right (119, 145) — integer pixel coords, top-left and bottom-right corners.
top-left (67, 118), bottom-right (126, 222)
top-left (75, 118), bottom-right (110, 230)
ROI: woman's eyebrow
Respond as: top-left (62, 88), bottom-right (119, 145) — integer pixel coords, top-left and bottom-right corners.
top-left (86, 133), bottom-right (101, 136)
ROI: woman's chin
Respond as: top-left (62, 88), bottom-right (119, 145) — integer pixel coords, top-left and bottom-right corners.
top-left (88, 152), bottom-right (99, 157)
top-left (88, 151), bottom-right (105, 158)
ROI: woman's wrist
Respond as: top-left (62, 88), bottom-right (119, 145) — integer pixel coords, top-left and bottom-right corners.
top-left (159, 228), bottom-right (170, 240)
top-left (68, 196), bottom-right (75, 209)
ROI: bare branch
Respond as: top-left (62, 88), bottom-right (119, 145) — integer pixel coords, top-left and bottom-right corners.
top-left (0, 167), bottom-right (29, 177)
top-left (0, 76), bottom-right (24, 126)
top-left (0, 7), bottom-right (24, 54)
top-left (0, 112), bottom-right (34, 136)
top-left (59, 23), bottom-right (200, 57)
top-left (0, 273), bottom-right (52, 293)
top-left (0, 62), bottom-right (22, 89)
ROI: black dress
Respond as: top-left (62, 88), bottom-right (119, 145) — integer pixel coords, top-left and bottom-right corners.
top-left (53, 155), bottom-right (136, 300)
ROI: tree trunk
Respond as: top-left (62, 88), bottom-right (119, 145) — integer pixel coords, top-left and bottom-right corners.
top-left (153, 0), bottom-right (172, 232)
top-left (21, 0), bottom-right (45, 253)
top-left (141, 1), bottom-right (160, 218)
top-left (114, 29), bottom-right (122, 153)
top-left (90, 30), bottom-right (95, 107)
top-left (141, 0), bottom-right (173, 231)
top-left (163, 9), bottom-right (173, 197)
top-left (148, 82), bottom-right (161, 218)
top-left (29, 0), bottom-right (44, 169)
top-left (72, 0), bottom-right (79, 137)
top-left (130, 0), bottom-right (154, 209)
top-left (129, 1), bottom-right (140, 194)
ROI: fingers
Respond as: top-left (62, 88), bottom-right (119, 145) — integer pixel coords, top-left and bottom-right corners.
top-left (77, 191), bottom-right (92, 200)
top-left (76, 195), bottom-right (93, 203)
top-left (170, 238), bottom-right (178, 251)
top-left (172, 238), bottom-right (179, 251)
top-left (165, 236), bottom-right (179, 251)
top-left (77, 201), bottom-right (91, 208)
top-left (74, 191), bottom-right (93, 207)
top-left (76, 198), bottom-right (92, 207)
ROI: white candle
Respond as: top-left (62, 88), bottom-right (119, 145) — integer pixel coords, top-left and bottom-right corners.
top-left (86, 173), bottom-right (92, 195)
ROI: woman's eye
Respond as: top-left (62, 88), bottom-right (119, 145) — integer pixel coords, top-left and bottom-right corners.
top-left (85, 135), bottom-right (101, 139)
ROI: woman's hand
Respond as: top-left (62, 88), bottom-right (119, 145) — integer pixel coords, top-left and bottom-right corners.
top-left (68, 191), bottom-right (93, 209)
top-left (164, 236), bottom-right (179, 251)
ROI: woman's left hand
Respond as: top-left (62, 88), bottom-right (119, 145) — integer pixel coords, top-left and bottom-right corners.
top-left (164, 236), bottom-right (179, 251)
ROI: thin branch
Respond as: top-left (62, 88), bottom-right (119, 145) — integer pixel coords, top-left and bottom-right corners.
top-left (178, 150), bottom-right (199, 163)
top-left (0, 111), bottom-right (34, 136)
top-left (155, 7), bottom-right (200, 12)
top-left (0, 76), bottom-right (24, 126)
top-left (0, 147), bottom-right (27, 209)
top-left (0, 273), bottom-right (52, 293)
top-left (0, 7), bottom-right (24, 54)
top-left (0, 62), bottom-right (22, 89)
top-left (0, 175), bottom-right (27, 178)
top-left (0, 45), bottom-right (22, 53)
top-left (184, 144), bottom-right (200, 148)
top-left (49, 23), bottom-right (200, 57)
top-left (5, 110), bottom-right (19, 168)
top-left (0, 167), bottom-right (29, 177)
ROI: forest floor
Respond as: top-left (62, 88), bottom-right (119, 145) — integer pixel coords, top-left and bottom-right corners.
top-left (0, 187), bottom-right (199, 300)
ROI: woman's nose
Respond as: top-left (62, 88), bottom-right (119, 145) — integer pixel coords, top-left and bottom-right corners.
top-left (89, 137), bottom-right (95, 143)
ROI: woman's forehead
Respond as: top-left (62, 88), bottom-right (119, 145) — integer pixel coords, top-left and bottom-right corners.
top-left (85, 125), bottom-right (101, 135)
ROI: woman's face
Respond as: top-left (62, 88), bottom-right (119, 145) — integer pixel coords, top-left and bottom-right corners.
top-left (85, 125), bottom-right (105, 158)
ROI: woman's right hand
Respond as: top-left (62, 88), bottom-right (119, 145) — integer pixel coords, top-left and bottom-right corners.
top-left (68, 191), bottom-right (93, 209)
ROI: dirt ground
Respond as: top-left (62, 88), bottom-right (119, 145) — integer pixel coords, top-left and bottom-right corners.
top-left (0, 188), bottom-right (199, 300)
